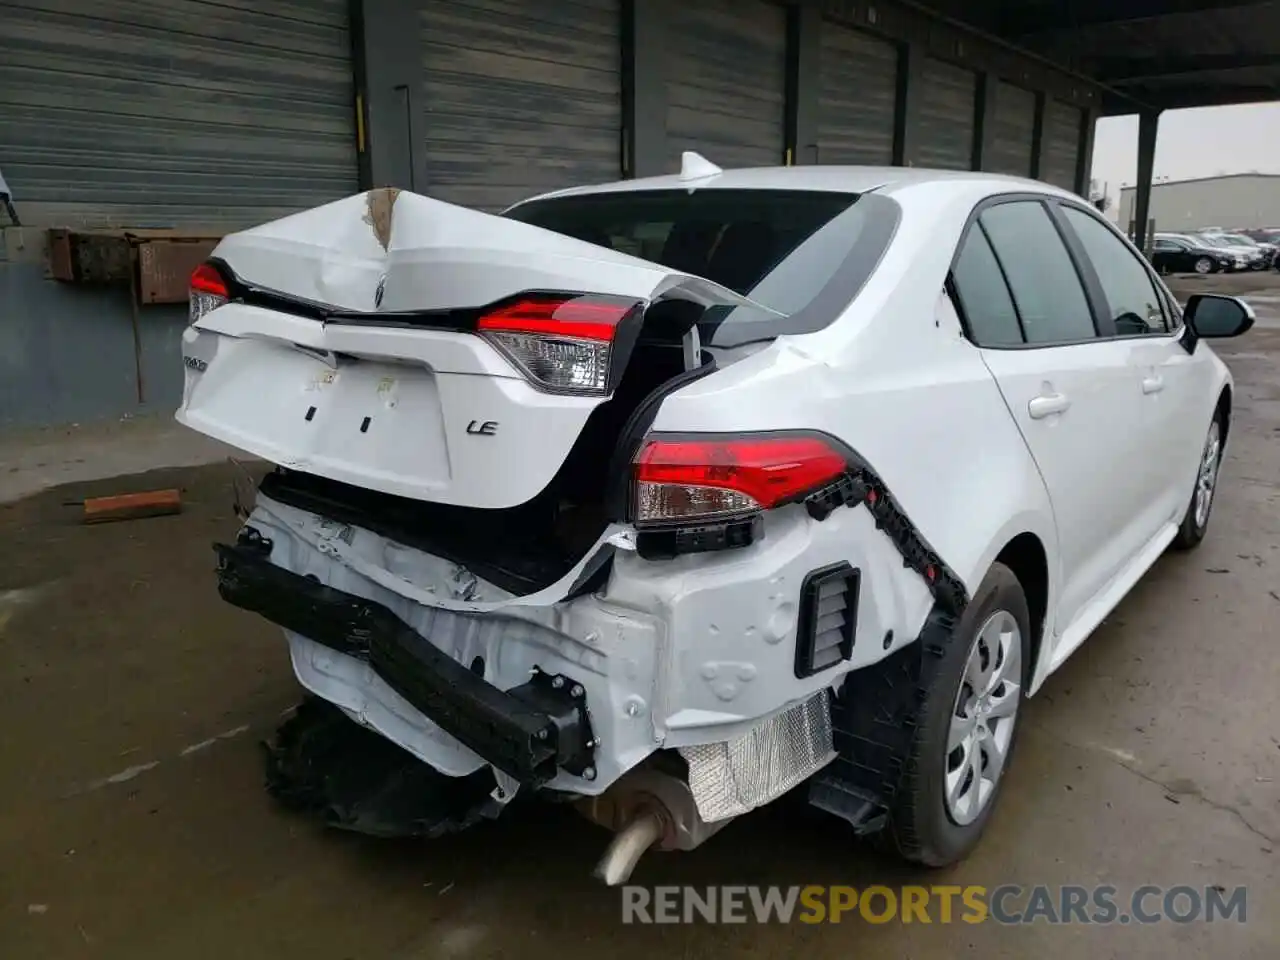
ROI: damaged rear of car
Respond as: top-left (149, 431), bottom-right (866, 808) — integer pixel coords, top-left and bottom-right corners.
top-left (180, 167), bottom-right (999, 881)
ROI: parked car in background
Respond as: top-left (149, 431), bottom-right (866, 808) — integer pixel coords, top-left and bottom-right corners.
top-left (1227, 230), bottom-right (1280, 269)
top-left (1151, 234), bottom-right (1239, 275)
top-left (1209, 232), bottom-right (1276, 270)
top-left (1193, 232), bottom-right (1268, 271)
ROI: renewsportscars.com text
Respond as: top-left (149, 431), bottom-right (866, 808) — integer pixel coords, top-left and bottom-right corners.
top-left (621, 884), bottom-right (1247, 925)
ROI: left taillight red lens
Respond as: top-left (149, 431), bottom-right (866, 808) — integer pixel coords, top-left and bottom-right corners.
top-left (189, 262), bottom-right (228, 324)
top-left (477, 294), bottom-right (641, 395)
top-left (633, 434), bottom-right (848, 525)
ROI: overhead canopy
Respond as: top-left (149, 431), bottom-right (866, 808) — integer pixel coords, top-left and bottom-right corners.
top-left (927, 0), bottom-right (1280, 114)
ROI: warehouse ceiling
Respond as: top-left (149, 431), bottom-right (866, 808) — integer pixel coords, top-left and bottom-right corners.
top-left (921, 0), bottom-right (1280, 113)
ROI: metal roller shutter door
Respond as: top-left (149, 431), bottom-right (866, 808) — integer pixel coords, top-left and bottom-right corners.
top-left (818, 23), bottom-right (898, 166)
top-left (916, 58), bottom-right (977, 171)
top-left (985, 82), bottom-right (1036, 177)
top-left (0, 0), bottom-right (358, 228)
top-left (666, 0), bottom-right (787, 171)
top-left (421, 0), bottom-right (621, 212)
top-left (1041, 101), bottom-right (1083, 192)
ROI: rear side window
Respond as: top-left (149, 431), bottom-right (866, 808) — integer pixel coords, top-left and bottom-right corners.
top-left (503, 188), bottom-right (900, 347)
top-left (979, 201), bottom-right (1096, 345)
top-left (951, 227), bottom-right (1023, 346)
top-left (1062, 206), bottom-right (1169, 335)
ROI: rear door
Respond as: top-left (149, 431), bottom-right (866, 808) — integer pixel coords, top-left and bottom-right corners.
top-left (952, 198), bottom-right (1149, 631)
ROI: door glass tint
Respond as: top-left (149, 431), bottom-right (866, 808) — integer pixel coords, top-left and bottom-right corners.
top-left (951, 226), bottom-right (1023, 346)
top-left (1063, 206), bottom-right (1169, 335)
top-left (979, 201), bottom-right (1095, 344)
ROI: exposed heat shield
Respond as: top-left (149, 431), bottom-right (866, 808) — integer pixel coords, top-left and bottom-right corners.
top-left (679, 690), bottom-right (837, 823)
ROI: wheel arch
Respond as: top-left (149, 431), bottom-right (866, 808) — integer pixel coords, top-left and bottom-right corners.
top-left (993, 532), bottom-right (1049, 691)
top-left (1216, 383), bottom-right (1232, 447)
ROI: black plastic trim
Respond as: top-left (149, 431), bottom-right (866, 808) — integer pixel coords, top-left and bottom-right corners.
top-left (794, 563), bottom-right (860, 679)
top-left (213, 537), bottom-right (595, 785)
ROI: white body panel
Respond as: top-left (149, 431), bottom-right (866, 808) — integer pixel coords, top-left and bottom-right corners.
top-left (177, 167), bottom-right (1236, 802)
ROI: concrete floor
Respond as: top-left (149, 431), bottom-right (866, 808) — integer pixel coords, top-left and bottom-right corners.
top-left (1, 276), bottom-right (1278, 958)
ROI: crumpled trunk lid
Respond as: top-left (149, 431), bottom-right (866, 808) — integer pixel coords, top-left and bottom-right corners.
top-left (176, 189), bottom-right (768, 509)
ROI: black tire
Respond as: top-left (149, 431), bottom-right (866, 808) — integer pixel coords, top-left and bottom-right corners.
top-left (887, 562), bottom-right (1031, 866)
top-left (1194, 256), bottom-right (1215, 275)
top-left (1171, 411), bottom-right (1225, 551)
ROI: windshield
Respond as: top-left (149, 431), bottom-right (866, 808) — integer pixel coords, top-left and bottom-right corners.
top-left (503, 188), bottom-right (901, 347)
top-left (1223, 234), bottom-right (1257, 246)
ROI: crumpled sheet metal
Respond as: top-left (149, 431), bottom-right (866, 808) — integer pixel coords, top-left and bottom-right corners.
top-left (680, 690), bottom-right (837, 823)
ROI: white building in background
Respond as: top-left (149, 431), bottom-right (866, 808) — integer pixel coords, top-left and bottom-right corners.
top-left (1118, 173), bottom-right (1280, 234)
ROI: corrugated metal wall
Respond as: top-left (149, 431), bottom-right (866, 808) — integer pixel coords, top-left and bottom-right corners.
top-left (817, 22), bottom-right (898, 165)
top-left (916, 57), bottom-right (977, 171)
top-left (666, 0), bottom-right (787, 171)
top-left (984, 82), bottom-right (1035, 177)
top-left (420, 0), bottom-right (621, 212)
top-left (1041, 100), bottom-right (1083, 192)
top-left (0, 0), bottom-right (358, 228)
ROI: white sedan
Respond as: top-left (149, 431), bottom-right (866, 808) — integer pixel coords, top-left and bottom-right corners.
top-left (177, 157), bottom-right (1253, 880)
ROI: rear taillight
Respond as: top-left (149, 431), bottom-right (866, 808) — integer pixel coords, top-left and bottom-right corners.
top-left (189, 262), bottom-right (229, 324)
top-left (633, 434), bottom-right (848, 526)
top-left (477, 294), bottom-right (642, 395)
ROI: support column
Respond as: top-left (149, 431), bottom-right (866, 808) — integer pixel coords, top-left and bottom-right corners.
top-left (623, 0), bottom-right (667, 178)
top-left (1132, 110), bottom-right (1161, 251)
top-left (894, 44), bottom-right (924, 166)
top-left (350, 0), bottom-right (427, 191)
top-left (1029, 92), bottom-right (1046, 180)
top-left (1075, 108), bottom-right (1098, 198)
top-left (788, 4), bottom-right (822, 164)
top-left (973, 74), bottom-right (999, 171)
top-left (1131, 110), bottom-right (1162, 252)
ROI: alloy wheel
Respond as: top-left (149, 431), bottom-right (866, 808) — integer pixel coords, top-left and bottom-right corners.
top-left (944, 610), bottom-right (1022, 826)
top-left (1195, 257), bottom-right (1212, 274)
top-left (1194, 419), bottom-right (1221, 531)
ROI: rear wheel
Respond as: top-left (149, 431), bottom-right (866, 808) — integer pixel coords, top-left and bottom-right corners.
top-left (887, 563), bottom-right (1030, 866)
top-left (1172, 414), bottom-right (1224, 551)
top-left (1194, 256), bottom-right (1214, 274)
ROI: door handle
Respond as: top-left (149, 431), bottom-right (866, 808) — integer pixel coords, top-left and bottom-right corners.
top-left (1142, 375), bottom-right (1165, 395)
top-left (1028, 393), bottom-right (1071, 419)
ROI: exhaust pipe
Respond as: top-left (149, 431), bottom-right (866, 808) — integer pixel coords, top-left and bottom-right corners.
top-left (593, 809), bottom-right (664, 886)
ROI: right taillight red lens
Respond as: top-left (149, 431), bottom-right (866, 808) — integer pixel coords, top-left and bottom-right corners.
top-left (633, 434), bottom-right (848, 525)
top-left (477, 294), bottom-right (642, 395)
top-left (189, 262), bottom-right (229, 324)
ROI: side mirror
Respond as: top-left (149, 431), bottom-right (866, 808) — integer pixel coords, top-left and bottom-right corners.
top-left (1184, 294), bottom-right (1254, 339)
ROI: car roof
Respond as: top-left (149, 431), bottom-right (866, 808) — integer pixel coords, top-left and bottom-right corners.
top-left (518, 162), bottom-right (1080, 205)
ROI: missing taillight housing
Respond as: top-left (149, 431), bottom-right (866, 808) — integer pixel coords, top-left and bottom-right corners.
top-left (633, 433), bottom-right (849, 527)
top-left (189, 262), bottom-right (229, 324)
top-left (477, 294), bottom-right (643, 395)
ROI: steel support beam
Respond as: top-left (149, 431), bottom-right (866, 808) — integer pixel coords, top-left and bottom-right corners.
top-left (350, 0), bottom-right (427, 192)
top-left (1029, 92), bottom-right (1046, 180)
top-left (1131, 110), bottom-right (1161, 250)
top-left (789, 4), bottom-right (822, 165)
top-left (894, 43), bottom-right (925, 166)
top-left (1005, 0), bottom-right (1268, 37)
top-left (1076, 108), bottom-right (1098, 198)
top-left (973, 73), bottom-right (999, 171)
top-left (623, 0), bottom-right (667, 178)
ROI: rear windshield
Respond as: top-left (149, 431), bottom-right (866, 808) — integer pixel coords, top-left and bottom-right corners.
top-left (503, 188), bottom-right (900, 348)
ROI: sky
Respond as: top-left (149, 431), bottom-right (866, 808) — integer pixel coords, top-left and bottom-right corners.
top-left (1089, 101), bottom-right (1280, 205)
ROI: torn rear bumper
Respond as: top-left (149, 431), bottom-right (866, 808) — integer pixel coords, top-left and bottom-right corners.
top-left (215, 536), bottom-right (596, 785)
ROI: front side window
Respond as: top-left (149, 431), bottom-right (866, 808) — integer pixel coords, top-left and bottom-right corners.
top-left (978, 201), bottom-right (1096, 345)
top-left (1062, 206), bottom-right (1169, 335)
